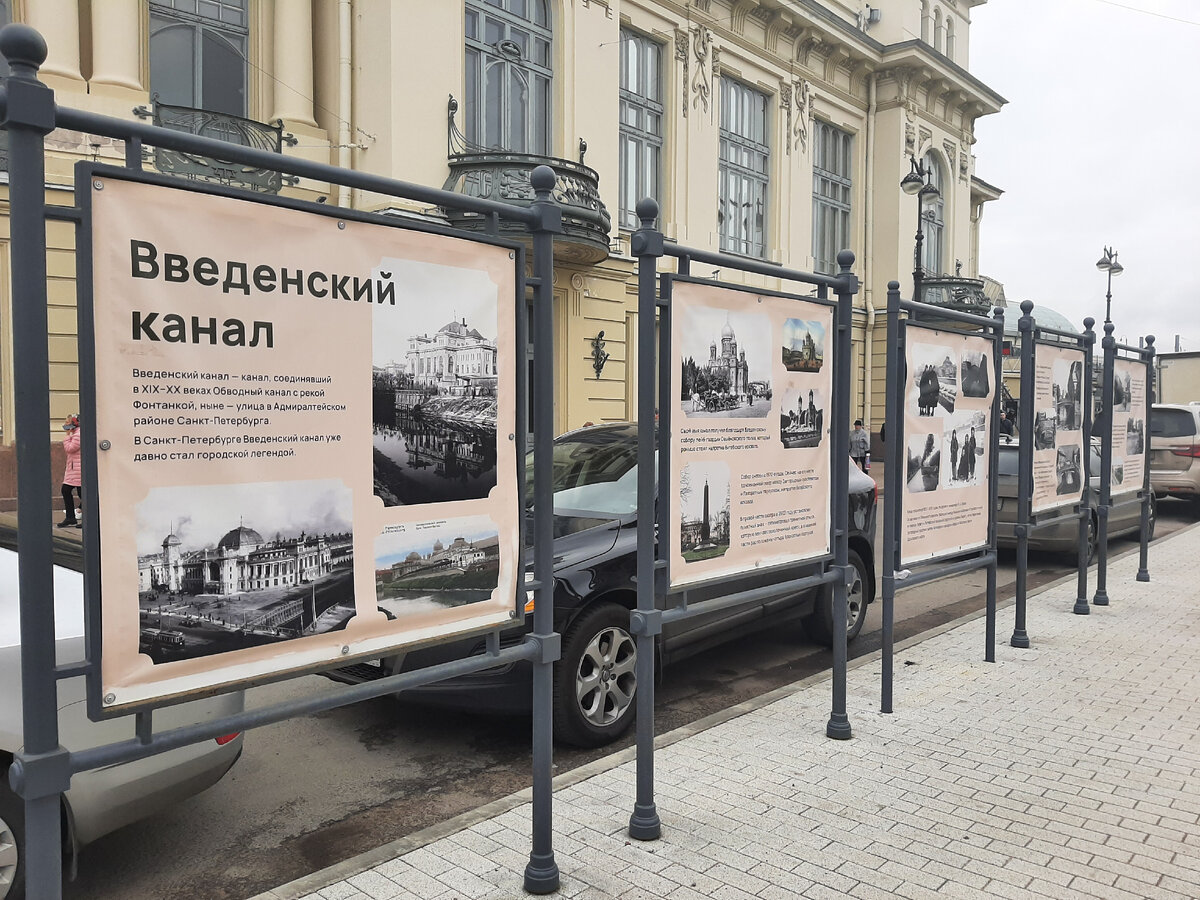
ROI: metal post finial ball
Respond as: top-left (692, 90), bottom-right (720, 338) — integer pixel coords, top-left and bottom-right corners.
top-left (530, 165), bottom-right (556, 195)
top-left (1145, 335), bottom-right (1155, 348)
top-left (836, 249), bottom-right (855, 269)
top-left (0, 24), bottom-right (48, 73)
top-left (1103, 321), bottom-right (1115, 335)
top-left (888, 280), bottom-right (900, 291)
top-left (1084, 316), bottom-right (1095, 330)
top-left (635, 196), bottom-right (659, 226)
top-left (1020, 299), bottom-right (1034, 315)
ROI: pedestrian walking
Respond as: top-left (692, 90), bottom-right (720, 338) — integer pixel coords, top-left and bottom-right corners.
top-left (57, 414), bottom-right (82, 528)
top-left (850, 419), bottom-right (870, 471)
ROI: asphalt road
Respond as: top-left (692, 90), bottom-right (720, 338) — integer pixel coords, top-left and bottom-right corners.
top-left (66, 499), bottom-right (1193, 900)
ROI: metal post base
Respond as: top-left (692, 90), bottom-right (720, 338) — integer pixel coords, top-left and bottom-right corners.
top-left (1010, 630), bottom-right (1030, 649)
top-left (826, 714), bottom-right (852, 740)
top-left (1092, 591), bottom-right (1109, 606)
top-left (523, 854), bottom-right (560, 895)
top-left (628, 804), bottom-right (661, 841)
top-left (1136, 569), bottom-right (1150, 582)
top-left (1072, 598), bottom-right (1091, 615)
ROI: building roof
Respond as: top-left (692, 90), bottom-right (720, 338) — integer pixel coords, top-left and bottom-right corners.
top-left (1000, 304), bottom-right (1080, 339)
top-left (218, 525), bottom-right (264, 551)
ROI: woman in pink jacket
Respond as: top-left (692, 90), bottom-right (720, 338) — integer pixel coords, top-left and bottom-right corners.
top-left (57, 414), bottom-right (82, 528)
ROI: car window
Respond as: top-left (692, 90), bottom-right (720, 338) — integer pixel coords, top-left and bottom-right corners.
top-left (1151, 407), bottom-right (1197, 438)
top-left (996, 447), bottom-right (1019, 477)
top-left (526, 432), bottom-right (648, 516)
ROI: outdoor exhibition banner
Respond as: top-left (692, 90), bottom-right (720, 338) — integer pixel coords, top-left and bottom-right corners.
top-left (668, 280), bottom-right (833, 590)
top-left (902, 327), bottom-right (995, 565)
top-left (87, 174), bottom-right (521, 710)
top-left (1031, 345), bottom-right (1086, 514)
top-left (1111, 357), bottom-right (1147, 498)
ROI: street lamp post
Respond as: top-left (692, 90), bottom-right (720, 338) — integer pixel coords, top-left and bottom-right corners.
top-left (901, 155), bottom-right (940, 302)
top-left (1095, 245), bottom-right (1123, 324)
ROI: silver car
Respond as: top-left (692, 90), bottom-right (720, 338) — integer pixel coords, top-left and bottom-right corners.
top-left (0, 545), bottom-right (244, 899)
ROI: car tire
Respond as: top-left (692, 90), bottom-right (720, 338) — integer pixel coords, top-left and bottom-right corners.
top-left (0, 779), bottom-right (25, 900)
top-left (554, 602), bottom-right (638, 748)
top-left (1147, 495), bottom-right (1157, 541)
top-left (804, 549), bottom-right (869, 646)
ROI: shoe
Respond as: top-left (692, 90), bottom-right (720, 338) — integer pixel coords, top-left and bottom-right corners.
top-left (74, 522), bottom-right (83, 529)
top-left (57, 519), bottom-right (76, 528)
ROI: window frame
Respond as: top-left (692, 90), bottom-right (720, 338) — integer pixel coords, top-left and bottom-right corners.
top-left (921, 150), bottom-right (946, 277)
top-left (718, 76), bottom-right (770, 259)
top-left (148, 0), bottom-right (249, 116)
top-left (811, 119), bottom-right (853, 276)
top-left (618, 28), bottom-right (664, 231)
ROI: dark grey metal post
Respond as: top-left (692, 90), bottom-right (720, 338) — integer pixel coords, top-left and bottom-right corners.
top-left (1093, 322), bottom-right (1116, 606)
top-left (1011, 301), bottom-right (1035, 649)
top-left (523, 165), bottom-right (561, 895)
top-left (1137, 335), bottom-right (1155, 582)
top-left (1074, 318), bottom-right (1096, 614)
top-left (826, 250), bottom-right (857, 740)
top-left (3, 24), bottom-right (71, 900)
top-left (880, 281), bottom-right (902, 713)
top-left (985, 305), bottom-right (1005, 663)
top-left (628, 198), bottom-right (663, 841)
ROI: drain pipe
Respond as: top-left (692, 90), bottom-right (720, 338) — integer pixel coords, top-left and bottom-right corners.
top-left (863, 72), bottom-right (877, 430)
top-left (337, 0), bottom-right (353, 208)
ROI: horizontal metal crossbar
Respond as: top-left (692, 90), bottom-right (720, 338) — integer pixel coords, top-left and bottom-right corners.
top-left (892, 552), bottom-right (995, 591)
top-left (900, 298), bottom-right (1002, 330)
top-left (665, 242), bottom-right (846, 290)
top-left (661, 568), bottom-right (840, 626)
top-left (1034, 325), bottom-right (1088, 344)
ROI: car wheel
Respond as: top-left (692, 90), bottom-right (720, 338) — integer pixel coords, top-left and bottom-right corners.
top-left (1146, 495), bottom-right (1157, 541)
top-left (0, 781), bottom-right (25, 900)
top-left (804, 549), bottom-right (869, 646)
top-left (554, 602), bottom-right (638, 748)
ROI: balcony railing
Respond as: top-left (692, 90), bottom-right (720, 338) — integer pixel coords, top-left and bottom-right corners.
top-left (441, 97), bottom-right (612, 264)
top-left (133, 98), bottom-right (296, 194)
top-left (919, 275), bottom-right (991, 312)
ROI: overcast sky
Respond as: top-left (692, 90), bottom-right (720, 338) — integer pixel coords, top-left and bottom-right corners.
top-left (969, 0), bottom-right (1199, 352)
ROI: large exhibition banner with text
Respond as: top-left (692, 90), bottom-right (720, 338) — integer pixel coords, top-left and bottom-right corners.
top-left (88, 175), bottom-right (521, 710)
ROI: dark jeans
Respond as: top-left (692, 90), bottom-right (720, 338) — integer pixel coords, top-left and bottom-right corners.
top-left (61, 483), bottom-right (81, 523)
top-left (853, 456), bottom-right (868, 472)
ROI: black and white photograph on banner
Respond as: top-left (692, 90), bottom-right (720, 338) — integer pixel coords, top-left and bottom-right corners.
top-left (959, 349), bottom-right (991, 399)
top-left (1112, 458), bottom-right (1125, 486)
top-left (679, 459), bottom-right (732, 563)
top-left (1034, 409), bottom-right (1057, 451)
top-left (906, 432), bottom-right (942, 494)
top-left (371, 262), bottom-right (500, 507)
top-left (780, 318), bottom-right (826, 373)
top-left (908, 343), bottom-right (958, 417)
top-left (941, 410), bottom-right (987, 489)
top-left (1113, 369), bottom-right (1132, 412)
top-left (680, 307), bottom-right (772, 418)
top-left (1126, 417), bottom-right (1145, 455)
top-left (374, 517), bottom-right (502, 618)
top-left (1053, 358), bottom-right (1084, 432)
top-left (779, 386), bottom-right (826, 449)
top-left (135, 479), bottom-right (356, 664)
top-left (1056, 446), bottom-right (1082, 496)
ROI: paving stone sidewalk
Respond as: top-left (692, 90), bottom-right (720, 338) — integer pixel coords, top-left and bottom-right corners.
top-left (256, 527), bottom-right (1200, 900)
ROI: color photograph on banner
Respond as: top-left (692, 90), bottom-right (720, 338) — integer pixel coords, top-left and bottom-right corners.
top-left (1110, 358), bottom-right (1147, 497)
top-left (1030, 345), bottom-right (1086, 514)
top-left (668, 280), bottom-right (834, 589)
top-left (901, 328), bottom-right (995, 565)
top-left (85, 173), bottom-right (521, 710)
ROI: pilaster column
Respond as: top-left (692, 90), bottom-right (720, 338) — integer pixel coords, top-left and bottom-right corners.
top-left (272, 0), bottom-right (317, 127)
top-left (24, 0), bottom-right (83, 83)
top-left (90, 0), bottom-right (143, 91)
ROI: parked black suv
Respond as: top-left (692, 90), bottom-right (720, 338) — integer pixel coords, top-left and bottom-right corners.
top-left (326, 423), bottom-right (877, 747)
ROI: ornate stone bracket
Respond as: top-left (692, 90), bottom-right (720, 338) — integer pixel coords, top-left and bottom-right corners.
top-left (793, 78), bottom-right (811, 154)
top-left (692, 25), bottom-right (713, 116)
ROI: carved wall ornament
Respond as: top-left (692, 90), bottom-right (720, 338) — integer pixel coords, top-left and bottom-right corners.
top-left (904, 114), bottom-right (915, 156)
top-left (959, 149), bottom-right (970, 182)
top-left (918, 126), bottom-right (933, 154)
top-left (675, 28), bottom-right (690, 119)
top-left (793, 78), bottom-right (812, 154)
top-left (711, 45), bottom-right (721, 80)
top-left (779, 82), bottom-right (793, 155)
top-left (693, 0), bottom-right (712, 12)
top-left (943, 139), bottom-right (956, 170)
top-left (692, 25), bottom-right (713, 116)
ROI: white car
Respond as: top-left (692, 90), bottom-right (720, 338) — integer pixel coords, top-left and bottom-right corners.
top-left (0, 545), bottom-right (244, 899)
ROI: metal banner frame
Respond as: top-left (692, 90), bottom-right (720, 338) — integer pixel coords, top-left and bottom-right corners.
top-left (1093, 322), bottom-right (1155, 605)
top-left (2, 24), bottom-right (564, 897)
top-left (626, 199), bottom-right (864, 841)
top-left (1009, 303), bottom-right (1095, 647)
top-left (880, 282), bottom-right (1005, 713)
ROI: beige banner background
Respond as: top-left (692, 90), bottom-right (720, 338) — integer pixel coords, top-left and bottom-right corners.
top-left (901, 328), bottom-right (994, 566)
top-left (1031, 345), bottom-right (1086, 515)
top-left (668, 281), bottom-right (834, 590)
top-left (90, 176), bottom-right (520, 710)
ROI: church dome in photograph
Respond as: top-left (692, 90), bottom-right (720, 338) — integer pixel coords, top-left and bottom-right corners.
top-left (218, 525), bottom-right (265, 552)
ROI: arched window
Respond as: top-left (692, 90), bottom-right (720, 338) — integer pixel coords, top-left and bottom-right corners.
top-left (922, 151), bottom-right (945, 276)
top-left (464, 0), bottom-right (552, 155)
top-left (946, 18), bottom-right (956, 60)
top-left (934, 8), bottom-right (944, 53)
top-left (149, 0), bottom-right (248, 116)
top-left (920, 0), bottom-right (931, 43)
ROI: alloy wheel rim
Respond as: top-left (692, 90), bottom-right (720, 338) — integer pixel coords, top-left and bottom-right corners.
top-left (0, 812), bottom-right (17, 899)
top-left (576, 625), bottom-right (637, 727)
top-left (846, 567), bottom-right (864, 634)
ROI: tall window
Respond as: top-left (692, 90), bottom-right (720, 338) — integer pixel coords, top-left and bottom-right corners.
top-left (618, 29), bottom-right (663, 230)
top-left (465, 0), bottom-right (552, 154)
top-left (149, 0), bottom-right (248, 115)
top-left (922, 151), bottom-right (945, 275)
top-left (812, 121), bottom-right (853, 275)
top-left (718, 78), bottom-right (769, 258)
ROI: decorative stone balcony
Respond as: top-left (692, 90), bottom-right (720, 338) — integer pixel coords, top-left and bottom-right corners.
top-left (441, 98), bottom-right (612, 264)
top-left (133, 98), bottom-right (297, 194)
top-left (919, 275), bottom-right (991, 313)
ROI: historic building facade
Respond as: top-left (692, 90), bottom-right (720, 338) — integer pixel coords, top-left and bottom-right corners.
top-left (1, 0), bottom-right (1005, 503)
top-left (406, 318), bottom-right (498, 391)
